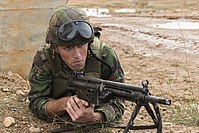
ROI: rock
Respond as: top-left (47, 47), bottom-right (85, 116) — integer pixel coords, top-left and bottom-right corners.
top-left (168, 129), bottom-right (175, 133)
top-left (0, 129), bottom-right (9, 133)
top-left (125, 76), bottom-right (132, 80)
top-left (3, 117), bottom-right (15, 127)
top-left (26, 98), bottom-right (30, 103)
top-left (0, 85), bottom-right (3, 90)
top-left (16, 90), bottom-right (25, 96)
top-left (162, 107), bottom-right (168, 111)
top-left (163, 122), bottom-right (173, 127)
top-left (29, 126), bottom-right (41, 133)
top-left (7, 71), bottom-right (13, 77)
top-left (2, 87), bottom-right (10, 92)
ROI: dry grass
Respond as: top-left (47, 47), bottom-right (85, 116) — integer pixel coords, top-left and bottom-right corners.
top-left (169, 100), bottom-right (199, 126)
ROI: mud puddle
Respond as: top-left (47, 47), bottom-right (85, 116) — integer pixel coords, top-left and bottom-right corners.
top-left (101, 21), bottom-right (199, 55)
top-left (148, 21), bottom-right (199, 30)
top-left (82, 8), bottom-right (136, 17)
top-left (82, 8), bottom-right (111, 17)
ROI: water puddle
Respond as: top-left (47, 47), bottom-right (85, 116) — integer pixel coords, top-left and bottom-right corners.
top-left (82, 8), bottom-right (136, 17)
top-left (102, 23), bottom-right (199, 55)
top-left (82, 8), bottom-right (111, 17)
top-left (114, 8), bottom-right (136, 13)
top-left (148, 21), bottom-right (199, 30)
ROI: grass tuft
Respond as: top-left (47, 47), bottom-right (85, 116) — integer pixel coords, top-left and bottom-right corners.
top-left (168, 99), bottom-right (199, 126)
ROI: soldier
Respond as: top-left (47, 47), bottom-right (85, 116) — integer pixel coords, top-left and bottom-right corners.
top-left (28, 6), bottom-right (125, 128)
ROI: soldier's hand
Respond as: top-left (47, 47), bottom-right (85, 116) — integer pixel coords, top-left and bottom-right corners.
top-left (65, 95), bottom-right (102, 123)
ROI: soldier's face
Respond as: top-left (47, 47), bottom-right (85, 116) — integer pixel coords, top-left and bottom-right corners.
top-left (56, 44), bottom-right (88, 71)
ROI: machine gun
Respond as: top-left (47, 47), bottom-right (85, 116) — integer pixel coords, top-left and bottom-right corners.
top-left (48, 75), bottom-right (171, 133)
top-left (69, 75), bottom-right (171, 133)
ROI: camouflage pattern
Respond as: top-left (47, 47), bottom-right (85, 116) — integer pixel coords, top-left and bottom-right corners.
top-left (28, 6), bottom-right (125, 125)
top-left (46, 6), bottom-right (90, 46)
top-left (28, 37), bottom-right (125, 122)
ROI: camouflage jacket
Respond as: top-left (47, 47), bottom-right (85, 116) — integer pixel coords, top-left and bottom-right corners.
top-left (28, 37), bottom-right (125, 122)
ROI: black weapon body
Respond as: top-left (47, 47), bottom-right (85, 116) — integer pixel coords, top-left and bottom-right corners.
top-left (69, 76), bottom-right (171, 106)
top-left (67, 76), bottom-right (171, 133)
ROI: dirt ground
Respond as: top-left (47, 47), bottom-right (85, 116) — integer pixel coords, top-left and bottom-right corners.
top-left (1, 0), bottom-right (199, 133)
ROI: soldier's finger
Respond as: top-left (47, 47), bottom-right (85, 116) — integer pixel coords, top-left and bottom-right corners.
top-left (73, 95), bottom-right (89, 107)
top-left (73, 96), bottom-right (85, 109)
top-left (80, 99), bottom-right (89, 107)
top-left (65, 100), bottom-right (76, 120)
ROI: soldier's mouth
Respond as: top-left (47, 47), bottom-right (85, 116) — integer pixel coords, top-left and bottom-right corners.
top-left (73, 60), bottom-right (83, 65)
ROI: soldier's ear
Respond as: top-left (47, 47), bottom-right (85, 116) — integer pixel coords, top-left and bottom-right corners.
top-left (54, 45), bottom-right (59, 53)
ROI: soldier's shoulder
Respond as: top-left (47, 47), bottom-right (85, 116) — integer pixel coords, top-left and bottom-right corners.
top-left (33, 44), bottom-right (51, 67)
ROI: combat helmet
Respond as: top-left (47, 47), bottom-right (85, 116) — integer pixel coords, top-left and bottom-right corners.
top-left (46, 6), bottom-right (94, 46)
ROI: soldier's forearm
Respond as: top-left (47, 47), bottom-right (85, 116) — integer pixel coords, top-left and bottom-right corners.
top-left (45, 97), bottom-right (70, 117)
top-left (93, 112), bottom-right (103, 123)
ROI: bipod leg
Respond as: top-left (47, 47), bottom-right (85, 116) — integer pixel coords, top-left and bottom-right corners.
top-left (144, 103), bottom-right (162, 133)
top-left (123, 103), bottom-right (142, 133)
top-left (152, 103), bottom-right (162, 133)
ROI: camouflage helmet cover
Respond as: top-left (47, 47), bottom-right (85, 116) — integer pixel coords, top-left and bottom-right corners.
top-left (46, 6), bottom-right (90, 45)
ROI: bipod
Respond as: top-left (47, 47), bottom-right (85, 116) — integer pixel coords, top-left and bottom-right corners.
top-left (123, 101), bottom-right (162, 133)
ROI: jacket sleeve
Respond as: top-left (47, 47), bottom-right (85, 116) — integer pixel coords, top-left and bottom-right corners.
top-left (95, 43), bottom-right (125, 122)
top-left (28, 51), bottom-right (53, 120)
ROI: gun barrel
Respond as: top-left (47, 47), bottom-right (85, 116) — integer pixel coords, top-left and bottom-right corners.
top-left (144, 95), bottom-right (171, 105)
top-left (106, 87), bottom-right (171, 105)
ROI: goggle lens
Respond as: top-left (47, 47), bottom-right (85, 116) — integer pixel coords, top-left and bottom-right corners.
top-left (57, 21), bottom-right (94, 44)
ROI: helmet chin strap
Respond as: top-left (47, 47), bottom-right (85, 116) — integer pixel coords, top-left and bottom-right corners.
top-left (87, 27), bottom-right (112, 79)
top-left (88, 45), bottom-right (112, 79)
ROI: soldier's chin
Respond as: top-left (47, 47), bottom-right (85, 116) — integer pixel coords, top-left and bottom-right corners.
top-left (71, 65), bottom-right (84, 71)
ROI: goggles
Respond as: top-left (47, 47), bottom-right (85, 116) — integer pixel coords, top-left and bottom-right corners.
top-left (56, 20), bottom-right (94, 45)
